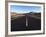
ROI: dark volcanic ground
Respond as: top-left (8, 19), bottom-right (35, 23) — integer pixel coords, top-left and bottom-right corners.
top-left (11, 16), bottom-right (41, 31)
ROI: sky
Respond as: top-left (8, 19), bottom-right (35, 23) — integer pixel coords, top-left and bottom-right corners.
top-left (10, 5), bottom-right (41, 14)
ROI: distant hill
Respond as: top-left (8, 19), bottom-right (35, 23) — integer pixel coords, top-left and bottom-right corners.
top-left (11, 12), bottom-right (41, 20)
top-left (11, 12), bottom-right (41, 17)
top-left (11, 12), bottom-right (17, 17)
top-left (29, 12), bottom-right (41, 17)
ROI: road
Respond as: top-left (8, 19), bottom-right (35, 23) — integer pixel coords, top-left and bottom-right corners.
top-left (11, 16), bottom-right (41, 31)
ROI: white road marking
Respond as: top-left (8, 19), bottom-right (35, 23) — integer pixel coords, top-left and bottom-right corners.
top-left (26, 16), bottom-right (28, 27)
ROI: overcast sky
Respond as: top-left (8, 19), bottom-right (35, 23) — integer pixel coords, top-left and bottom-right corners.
top-left (10, 5), bottom-right (41, 14)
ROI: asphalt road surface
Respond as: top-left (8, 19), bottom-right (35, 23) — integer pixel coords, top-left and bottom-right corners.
top-left (11, 16), bottom-right (41, 31)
